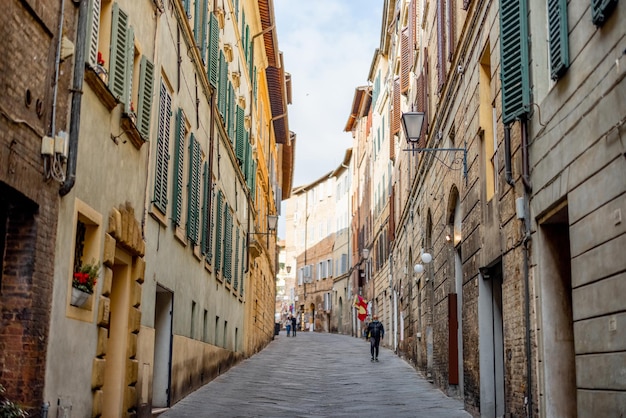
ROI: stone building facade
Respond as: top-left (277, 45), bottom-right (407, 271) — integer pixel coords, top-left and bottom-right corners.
top-left (0, 1), bottom-right (75, 414)
top-left (286, 155), bottom-right (353, 334)
top-left (1, 0), bottom-right (292, 416)
top-left (344, 0), bottom-right (624, 417)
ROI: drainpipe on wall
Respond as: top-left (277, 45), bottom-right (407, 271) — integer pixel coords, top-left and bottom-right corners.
top-left (521, 119), bottom-right (533, 418)
top-left (60, 0), bottom-right (88, 196)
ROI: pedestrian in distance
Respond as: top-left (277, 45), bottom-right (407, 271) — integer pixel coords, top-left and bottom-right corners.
top-left (291, 315), bottom-right (297, 336)
top-left (367, 315), bottom-right (385, 362)
top-left (285, 316), bottom-right (292, 337)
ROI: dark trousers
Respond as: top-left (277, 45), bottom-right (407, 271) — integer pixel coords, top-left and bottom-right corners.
top-left (370, 337), bottom-right (381, 358)
top-left (292, 325), bottom-right (296, 336)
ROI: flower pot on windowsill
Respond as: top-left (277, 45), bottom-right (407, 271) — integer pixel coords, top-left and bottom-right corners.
top-left (70, 287), bottom-right (91, 307)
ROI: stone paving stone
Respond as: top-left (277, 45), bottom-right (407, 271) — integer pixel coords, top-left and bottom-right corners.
top-left (161, 332), bottom-right (472, 417)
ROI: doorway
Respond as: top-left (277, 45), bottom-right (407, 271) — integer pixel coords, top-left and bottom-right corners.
top-left (102, 250), bottom-right (132, 418)
top-left (479, 260), bottom-right (505, 417)
top-left (152, 285), bottom-right (173, 408)
top-left (538, 204), bottom-right (576, 417)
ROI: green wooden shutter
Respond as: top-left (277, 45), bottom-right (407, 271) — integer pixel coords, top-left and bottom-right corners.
top-left (187, 134), bottom-right (201, 244)
top-left (137, 57), bottom-right (155, 140)
top-left (500, 0), bottom-right (531, 124)
top-left (215, 191), bottom-right (223, 272)
top-left (548, 0), bottom-right (569, 80)
top-left (201, 161), bottom-right (211, 255)
top-left (194, 0), bottom-right (202, 46)
top-left (207, 13), bottom-right (220, 88)
top-left (228, 83), bottom-right (235, 143)
top-left (172, 109), bottom-right (186, 226)
top-left (109, 3), bottom-right (129, 102)
top-left (206, 186), bottom-right (214, 263)
top-left (123, 26), bottom-right (134, 113)
top-left (592, 0), bottom-right (618, 26)
top-left (224, 207), bottom-right (232, 282)
top-left (233, 230), bottom-right (239, 289)
top-left (199, 0), bottom-right (208, 63)
top-left (240, 235), bottom-right (246, 295)
top-left (85, 0), bottom-right (101, 67)
top-left (236, 106), bottom-right (245, 164)
top-left (182, 0), bottom-right (191, 17)
top-left (218, 51), bottom-right (227, 118)
top-left (153, 82), bottom-right (171, 213)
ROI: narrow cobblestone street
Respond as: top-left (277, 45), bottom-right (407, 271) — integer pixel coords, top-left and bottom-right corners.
top-left (161, 332), bottom-right (471, 417)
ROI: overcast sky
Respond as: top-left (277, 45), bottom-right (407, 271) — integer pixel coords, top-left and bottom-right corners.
top-left (273, 0), bottom-right (384, 188)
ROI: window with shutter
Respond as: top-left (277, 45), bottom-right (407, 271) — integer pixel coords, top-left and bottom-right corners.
top-left (153, 82), bottom-right (172, 214)
top-left (136, 57), bottom-right (154, 140)
top-left (187, 134), bottom-right (202, 245)
top-left (215, 192), bottom-right (223, 272)
top-left (500, 0), bottom-right (531, 124)
top-left (223, 204), bottom-right (233, 282)
top-left (447, 0), bottom-right (456, 62)
top-left (201, 162), bottom-right (211, 255)
top-left (218, 51), bottom-right (227, 118)
top-left (207, 13), bottom-right (220, 88)
top-left (233, 231), bottom-right (240, 289)
top-left (172, 109), bottom-right (187, 227)
top-left (123, 27), bottom-right (134, 114)
top-left (182, 0), bottom-right (191, 17)
top-left (206, 183), bottom-right (215, 263)
top-left (199, 0), bottom-right (208, 63)
top-left (109, 3), bottom-right (129, 102)
top-left (392, 78), bottom-right (401, 137)
top-left (240, 236), bottom-right (246, 296)
top-left (236, 106), bottom-right (245, 164)
top-left (437, 0), bottom-right (446, 92)
top-left (228, 83), bottom-right (236, 142)
top-left (592, 0), bottom-right (618, 26)
top-left (85, 0), bottom-right (101, 67)
top-left (548, 0), bottom-right (569, 80)
top-left (400, 29), bottom-right (410, 93)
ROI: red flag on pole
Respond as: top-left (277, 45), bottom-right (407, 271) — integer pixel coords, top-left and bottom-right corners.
top-left (353, 295), bottom-right (368, 321)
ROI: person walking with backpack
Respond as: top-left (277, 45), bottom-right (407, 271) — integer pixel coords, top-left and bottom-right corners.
top-left (366, 315), bottom-right (385, 362)
top-left (291, 315), bottom-right (297, 336)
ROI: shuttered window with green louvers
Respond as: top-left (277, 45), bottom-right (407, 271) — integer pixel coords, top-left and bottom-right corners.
top-left (154, 82), bottom-right (172, 213)
top-left (223, 207), bottom-right (233, 283)
top-left (172, 109), bottom-right (186, 227)
top-left (215, 191), bottom-right (223, 272)
top-left (236, 106), bottom-right (245, 164)
top-left (85, 0), bottom-right (101, 68)
top-left (500, 0), bottom-right (531, 124)
top-left (233, 231), bottom-right (240, 289)
top-left (137, 57), bottom-right (155, 140)
top-left (207, 13), bottom-right (220, 88)
top-left (182, 0), bottom-right (191, 17)
top-left (228, 83), bottom-right (236, 143)
top-left (187, 134), bottom-right (201, 245)
top-left (592, 0), bottom-right (618, 26)
top-left (240, 233), bottom-right (246, 296)
top-left (548, 0), bottom-right (569, 80)
top-left (206, 184), bottom-right (215, 263)
top-left (218, 51), bottom-right (227, 119)
top-left (201, 162), bottom-right (212, 257)
top-left (109, 3), bottom-right (129, 103)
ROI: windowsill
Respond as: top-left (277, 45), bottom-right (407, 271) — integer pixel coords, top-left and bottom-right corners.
top-left (149, 205), bottom-right (167, 226)
top-left (84, 64), bottom-right (118, 111)
top-left (121, 113), bottom-right (146, 149)
top-left (174, 226), bottom-right (187, 246)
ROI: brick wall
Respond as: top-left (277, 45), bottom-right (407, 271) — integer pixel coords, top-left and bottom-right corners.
top-left (0, 0), bottom-right (73, 412)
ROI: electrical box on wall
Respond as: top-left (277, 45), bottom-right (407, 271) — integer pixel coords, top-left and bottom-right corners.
top-left (516, 197), bottom-right (526, 219)
top-left (41, 136), bottom-right (54, 155)
top-left (55, 131), bottom-right (69, 159)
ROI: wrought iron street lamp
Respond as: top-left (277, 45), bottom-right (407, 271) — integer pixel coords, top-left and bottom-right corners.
top-left (401, 111), bottom-right (468, 184)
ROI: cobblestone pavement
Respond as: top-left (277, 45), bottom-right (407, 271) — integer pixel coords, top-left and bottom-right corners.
top-left (160, 331), bottom-right (472, 417)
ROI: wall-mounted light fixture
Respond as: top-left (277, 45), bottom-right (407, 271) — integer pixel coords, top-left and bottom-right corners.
top-left (248, 215), bottom-right (279, 239)
top-left (413, 250), bottom-right (433, 274)
top-left (401, 111), bottom-right (468, 184)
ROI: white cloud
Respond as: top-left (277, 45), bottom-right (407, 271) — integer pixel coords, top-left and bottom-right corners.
top-left (274, 0), bottom-right (383, 187)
